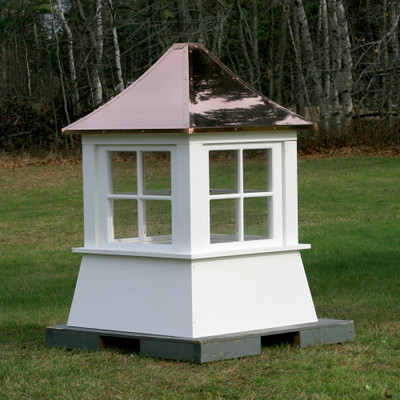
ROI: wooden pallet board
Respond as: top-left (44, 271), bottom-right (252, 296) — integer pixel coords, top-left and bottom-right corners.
top-left (46, 318), bottom-right (354, 363)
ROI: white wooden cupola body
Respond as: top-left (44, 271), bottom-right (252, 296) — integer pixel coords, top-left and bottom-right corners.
top-left (64, 43), bottom-right (318, 338)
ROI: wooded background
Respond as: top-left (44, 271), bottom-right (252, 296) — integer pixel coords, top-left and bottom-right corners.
top-left (1, 0), bottom-right (399, 153)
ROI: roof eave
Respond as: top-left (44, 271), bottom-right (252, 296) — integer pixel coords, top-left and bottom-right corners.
top-left (62, 124), bottom-right (317, 135)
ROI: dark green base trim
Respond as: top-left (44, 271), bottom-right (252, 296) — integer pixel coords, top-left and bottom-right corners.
top-left (46, 319), bottom-right (354, 363)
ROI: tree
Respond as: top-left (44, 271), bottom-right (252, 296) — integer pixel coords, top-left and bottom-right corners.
top-left (73, 0), bottom-right (103, 107)
top-left (54, 0), bottom-right (81, 114)
top-left (1, 0), bottom-right (400, 154)
top-left (105, 0), bottom-right (124, 92)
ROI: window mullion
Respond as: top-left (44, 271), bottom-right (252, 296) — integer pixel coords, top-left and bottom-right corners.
top-left (107, 151), bottom-right (114, 242)
top-left (237, 149), bottom-right (244, 242)
top-left (137, 151), bottom-right (145, 243)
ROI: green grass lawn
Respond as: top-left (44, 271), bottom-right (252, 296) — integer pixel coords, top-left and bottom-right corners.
top-left (1, 155), bottom-right (399, 399)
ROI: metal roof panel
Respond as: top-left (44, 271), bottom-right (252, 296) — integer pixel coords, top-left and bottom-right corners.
top-left (63, 43), bottom-right (316, 134)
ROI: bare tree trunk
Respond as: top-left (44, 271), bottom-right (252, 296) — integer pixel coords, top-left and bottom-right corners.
top-left (268, 3), bottom-right (274, 97)
top-left (50, 0), bottom-right (71, 145)
top-left (286, 2), bottom-right (311, 118)
top-left (96, 0), bottom-right (103, 58)
top-left (275, 5), bottom-right (287, 104)
top-left (250, 0), bottom-right (261, 91)
top-left (95, 0), bottom-right (104, 102)
top-left (55, 0), bottom-right (81, 115)
top-left (177, 0), bottom-right (192, 41)
top-left (389, 1), bottom-right (400, 50)
top-left (381, 0), bottom-right (400, 133)
top-left (321, 0), bottom-right (341, 143)
top-left (235, 0), bottom-right (261, 90)
top-left (320, 0), bottom-right (330, 102)
top-left (211, 1), bottom-right (231, 59)
top-left (335, 0), bottom-right (353, 132)
top-left (370, 0), bottom-right (400, 135)
top-left (0, 42), bottom-right (6, 97)
top-left (293, 0), bottom-right (328, 131)
top-left (328, 0), bottom-right (341, 133)
top-left (389, 1), bottom-right (400, 143)
top-left (237, 0), bottom-right (255, 86)
top-left (23, 39), bottom-right (32, 98)
top-left (197, 0), bottom-right (206, 44)
top-left (106, 0), bottom-right (124, 92)
top-left (74, 0), bottom-right (103, 107)
top-left (85, 63), bottom-right (94, 106)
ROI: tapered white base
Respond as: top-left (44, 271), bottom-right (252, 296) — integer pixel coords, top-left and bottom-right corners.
top-left (67, 251), bottom-right (317, 338)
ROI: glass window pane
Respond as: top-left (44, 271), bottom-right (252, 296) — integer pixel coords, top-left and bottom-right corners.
top-left (112, 152), bottom-right (137, 194)
top-left (244, 197), bottom-right (269, 240)
top-left (144, 200), bottom-right (172, 243)
top-left (113, 199), bottom-right (138, 241)
top-left (209, 150), bottom-right (237, 195)
top-left (210, 199), bottom-right (238, 243)
top-left (243, 149), bottom-right (269, 192)
top-left (143, 152), bottom-right (171, 195)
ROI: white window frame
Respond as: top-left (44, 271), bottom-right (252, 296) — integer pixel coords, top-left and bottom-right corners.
top-left (97, 145), bottom-right (175, 249)
top-left (206, 142), bottom-right (283, 249)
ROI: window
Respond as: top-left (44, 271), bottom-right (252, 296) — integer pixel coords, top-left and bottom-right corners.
top-left (108, 150), bottom-right (172, 244)
top-left (209, 148), bottom-right (272, 244)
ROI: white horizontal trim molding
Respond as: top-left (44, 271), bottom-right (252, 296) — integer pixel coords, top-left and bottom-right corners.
top-left (72, 244), bottom-right (311, 260)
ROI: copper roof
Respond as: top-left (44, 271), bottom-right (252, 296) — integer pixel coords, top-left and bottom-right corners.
top-left (63, 43), bottom-right (316, 135)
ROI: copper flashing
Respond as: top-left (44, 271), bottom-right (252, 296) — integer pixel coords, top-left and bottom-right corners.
top-left (63, 43), bottom-right (316, 135)
top-left (67, 125), bottom-right (316, 136)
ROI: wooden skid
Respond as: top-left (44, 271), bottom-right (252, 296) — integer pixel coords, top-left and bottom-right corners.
top-left (46, 319), bottom-right (354, 363)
